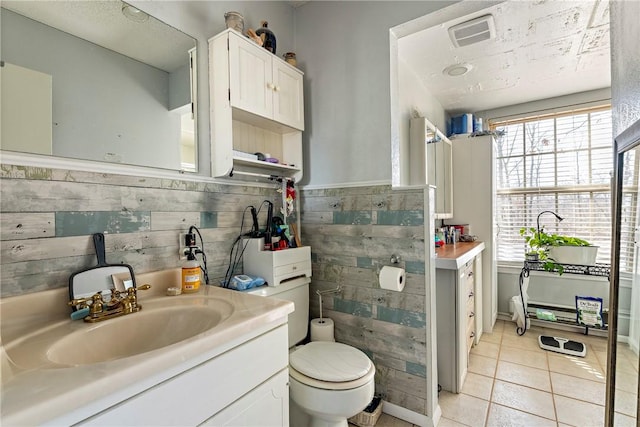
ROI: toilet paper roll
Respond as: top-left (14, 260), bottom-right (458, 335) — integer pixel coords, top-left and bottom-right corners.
top-left (310, 318), bottom-right (335, 342)
top-left (379, 265), bottom-right (405, 292)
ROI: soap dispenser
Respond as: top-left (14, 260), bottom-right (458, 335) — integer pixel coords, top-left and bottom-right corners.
top-left (181, 251), bottom-right (201, 293)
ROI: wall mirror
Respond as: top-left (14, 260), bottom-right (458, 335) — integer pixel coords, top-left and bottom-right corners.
top-left (608, 118), bottom-right (640, 425)
top-left (1, 1), bottom-right (198, 172)
top-left (408, 117), bottom-right (453, 217)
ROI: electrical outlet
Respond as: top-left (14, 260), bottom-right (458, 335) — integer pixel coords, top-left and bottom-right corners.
top-left (179, 233), bottom-right (188, 260)
top-left (178, 233), bottom-right (199, 260)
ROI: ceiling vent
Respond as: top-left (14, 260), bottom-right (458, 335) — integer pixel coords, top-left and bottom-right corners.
top-left (448, 14), bottom-right (496, 48)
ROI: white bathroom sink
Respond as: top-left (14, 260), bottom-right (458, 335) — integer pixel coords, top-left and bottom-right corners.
top-left (4, 296), bottom-right (234, 369)
top-left (1, 270), bottom-right (295, 427)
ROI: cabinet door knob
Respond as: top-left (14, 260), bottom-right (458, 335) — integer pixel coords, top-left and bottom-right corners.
top-left (470, 331), bottom-right (475, 338)
top-left (468, 291), bottom-right (474, 298)
top-left (267, 83), bottom-right (275, 90)
top-left (274, 85), bottom-right (280, 92)
top-left (469, 311), bottom-right (475, 318)
top-left (468, 271), bottom-right (474, 277)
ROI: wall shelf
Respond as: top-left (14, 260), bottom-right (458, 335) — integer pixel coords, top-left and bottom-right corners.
top-left (232, 156), bottom-right (300, 173)
top-left (523, 261), bottom-right (611, 278)
top-left (526, 302), bottom-right (609, 331)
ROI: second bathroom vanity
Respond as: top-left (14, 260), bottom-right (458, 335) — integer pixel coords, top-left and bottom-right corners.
top-left (435, 241), bottom-right (485, 393)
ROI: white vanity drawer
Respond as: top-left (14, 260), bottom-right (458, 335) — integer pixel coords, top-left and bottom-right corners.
top-left (274, 259), bottom-right (311, 278)
top-left (271, 246), bottom-right (311, 267)
top-left (466, 322), bottom-right (475, 354)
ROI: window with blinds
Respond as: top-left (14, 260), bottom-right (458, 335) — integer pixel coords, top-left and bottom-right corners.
top-left (491, 106), bottom-right (624, 267)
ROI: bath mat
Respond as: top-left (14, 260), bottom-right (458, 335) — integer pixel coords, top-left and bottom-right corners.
top-left (538, 335), bottom-right (586, 357)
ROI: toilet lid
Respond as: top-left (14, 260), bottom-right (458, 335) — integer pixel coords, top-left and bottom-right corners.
top-left (289, 341), bottom-right (372, 382)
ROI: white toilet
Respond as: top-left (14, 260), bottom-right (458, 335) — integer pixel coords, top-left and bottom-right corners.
top-left (248, 279), bottom-right (375, 427)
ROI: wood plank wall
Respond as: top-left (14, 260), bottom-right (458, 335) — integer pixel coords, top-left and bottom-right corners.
top-left (0, 164), bottom-right (281, 297)
top-left (1, 165), bottom-right (431, 417)
top-left (300, 185), bottom-right (429, 416)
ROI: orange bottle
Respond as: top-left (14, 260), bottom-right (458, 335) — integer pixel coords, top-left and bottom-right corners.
top-left (181, 254), bottom-right (201, 293)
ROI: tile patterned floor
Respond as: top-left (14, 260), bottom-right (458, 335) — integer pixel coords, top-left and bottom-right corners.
top-left (358, 320), bottom-right (638, 427)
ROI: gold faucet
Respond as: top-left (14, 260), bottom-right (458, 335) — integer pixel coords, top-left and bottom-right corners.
top-left (69, 284), bottom-right (151, 323)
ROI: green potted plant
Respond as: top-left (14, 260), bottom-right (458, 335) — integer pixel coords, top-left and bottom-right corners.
top-left (520, 227), bottom-right (598, 274)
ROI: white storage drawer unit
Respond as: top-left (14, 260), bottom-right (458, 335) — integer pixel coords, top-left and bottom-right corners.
top-left (243, 238), bottom-right (311, 287)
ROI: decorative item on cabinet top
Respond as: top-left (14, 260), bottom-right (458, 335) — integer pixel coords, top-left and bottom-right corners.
top-left (283, 52), bottom-right (297, 67)
top-left (224, 12), bottom-right (244, 33)
top-left (255, 21), bottom-right (277, 54)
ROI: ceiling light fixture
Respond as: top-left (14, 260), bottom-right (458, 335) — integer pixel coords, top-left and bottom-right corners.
top-left (122, 3), bottom-right (149, 23)
top-left (443, 63), bottom-right (473, 77)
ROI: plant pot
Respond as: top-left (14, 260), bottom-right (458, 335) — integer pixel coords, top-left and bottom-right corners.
top-left (547, 245), bottom-right (598, 265)
top-left (525, 252), bottom-right (539, 261)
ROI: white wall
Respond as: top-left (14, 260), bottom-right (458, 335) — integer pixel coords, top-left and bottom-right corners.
top-left (294, 1), bottom-right (458, 187)
top-left (397, 58), bottom-right (448, 186)
top-left (398, 59), bottom-right (448, 132)
top-left (610, 0), bottom-right (640, 137)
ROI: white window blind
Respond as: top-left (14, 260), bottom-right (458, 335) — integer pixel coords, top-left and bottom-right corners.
top-left (491, 106), bottom-right (625, 267)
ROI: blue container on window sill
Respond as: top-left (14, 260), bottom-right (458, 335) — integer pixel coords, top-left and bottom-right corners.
top-left (449, 113), bottom-right (474, 136)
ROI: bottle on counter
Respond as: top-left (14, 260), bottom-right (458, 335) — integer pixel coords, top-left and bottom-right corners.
top-left (181, 252), bottom-right (201, 293)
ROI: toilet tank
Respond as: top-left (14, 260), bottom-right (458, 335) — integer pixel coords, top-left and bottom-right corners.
top-left (247, 277), bottom-right (310, 347)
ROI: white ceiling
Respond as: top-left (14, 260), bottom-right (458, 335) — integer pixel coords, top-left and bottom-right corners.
top-left (4, 0), bottom-right (610, 111)
top-left (398, 0), bottom-right (611, 114)
top-left (2, 0), bottom-right (195, 73)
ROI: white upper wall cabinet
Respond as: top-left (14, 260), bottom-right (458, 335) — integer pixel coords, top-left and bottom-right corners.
top-left (210, 29), bottom-right (304, 181)
top-left (272, 62), bottom-right (305, 131)
top-left (229, 34), bottom-right (274, 121)
top-left (228, 31), bottom-right (304, 131)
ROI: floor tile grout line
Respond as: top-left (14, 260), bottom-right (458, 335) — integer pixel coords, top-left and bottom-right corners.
top-left (483, 324), bottom-right (502, 427)
top-left (546, 345), bottom-right (560, 424)
top-left (486, 401), bottom-right (559, 425)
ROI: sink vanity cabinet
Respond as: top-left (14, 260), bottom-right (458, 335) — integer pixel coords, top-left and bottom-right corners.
top-left (210, 29), bottom-right (304, 181)
top-left (0, 269), bottom-right (294, 426)
top-left (82, 325), bottom-right (289, 426)
top-left (435, 242), bottom-right (485, 393)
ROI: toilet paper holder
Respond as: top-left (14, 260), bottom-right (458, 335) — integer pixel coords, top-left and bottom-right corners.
top-left (375, 254), bottom-right (402, 275)
top-left (316, 286), bottom-right (342, 321)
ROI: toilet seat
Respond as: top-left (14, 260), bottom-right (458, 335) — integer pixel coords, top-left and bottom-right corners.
top-left (289, 342), bottom-right (375, 390)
